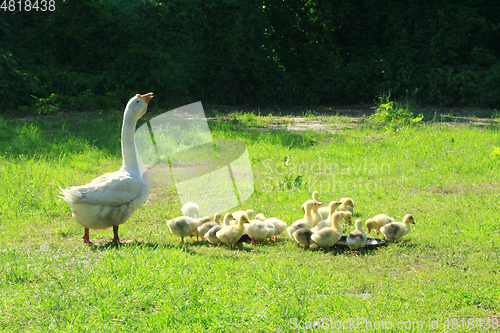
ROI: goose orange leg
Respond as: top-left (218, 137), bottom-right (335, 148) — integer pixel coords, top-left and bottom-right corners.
top-left (82, 228), bottom-right (92, 245)
top-left (113, 225), bottom-right (120, 244)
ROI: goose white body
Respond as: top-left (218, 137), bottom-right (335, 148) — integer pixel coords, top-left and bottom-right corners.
top-left (59, 93), bottom-right (153, 244)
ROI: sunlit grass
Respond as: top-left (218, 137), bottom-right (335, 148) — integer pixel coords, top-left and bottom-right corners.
top-left (1, 111), bottom-right (500, 332)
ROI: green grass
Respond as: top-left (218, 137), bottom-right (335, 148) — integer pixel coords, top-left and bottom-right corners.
top-left (1, 110), bottom-right (500, 332)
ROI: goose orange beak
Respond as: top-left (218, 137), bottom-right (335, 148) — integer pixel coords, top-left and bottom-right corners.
top-left (138, 92), bottom-right (154, 104)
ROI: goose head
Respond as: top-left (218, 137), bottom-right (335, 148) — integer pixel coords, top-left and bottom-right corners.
top-left (125, 92), bottom-right (153, 121)
top-left (342, 198), bottom-right (354, 208)
top-left (213, 213), bottom-right (223, 223)
top-left (246, 209), bottom-right (254, 220)
top-left (340, 211), bottom-right (353, 225)
top-left (365, 219), bottom-right (374, 233)
top-left (237, 214), bottom-right (249, 225)
top-left (328, 201), bottom-right (341, 215)
top-left (223, 213), bottom-right (235, 226)
top-left (302, 200), bottom-right (312, 212)
top-left (403, 214), bottom-right (415, 225)
top-left (312, 191), bottom-right (319, 201)
top-left (354, 219), bottom-right (364, 231)
top-left (311, 200), bottom-right (322, 212)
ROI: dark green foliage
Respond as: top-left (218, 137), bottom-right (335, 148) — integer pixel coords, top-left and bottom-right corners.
top-left (1, 0), bottom-right (500, 112)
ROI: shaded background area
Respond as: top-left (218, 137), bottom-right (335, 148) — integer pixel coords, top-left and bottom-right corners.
top-left (2, 0), bottom-right (500, 112)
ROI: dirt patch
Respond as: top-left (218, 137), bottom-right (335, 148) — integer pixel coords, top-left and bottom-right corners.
top-left (206, 103), bottom-right (375, 117)
top-left (264, 117), bottom-right (348, 133)
top-left (147, 186), bottom-right (178, 204)
top-left (208, 104), bottom-right (499, 132)
top-left (408, 262), bottom-right (433, 273)
top-left (427, 183), bottom-right (500, 195)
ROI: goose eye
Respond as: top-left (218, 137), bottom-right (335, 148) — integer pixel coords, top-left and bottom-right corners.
top-left (136, 100), bottom-right (139, 103)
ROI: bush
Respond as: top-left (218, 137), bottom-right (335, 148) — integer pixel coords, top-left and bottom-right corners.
top-left (1, 0), bottom-right (500, 112)
top-left (371, 94), bottom-right (423, 125)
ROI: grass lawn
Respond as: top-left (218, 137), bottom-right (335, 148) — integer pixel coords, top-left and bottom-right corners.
top-left (1, 108), bottom-right (500, 332)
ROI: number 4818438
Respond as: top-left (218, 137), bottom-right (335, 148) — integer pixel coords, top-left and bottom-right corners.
top-left (1, 0), bottom-right (56, 11)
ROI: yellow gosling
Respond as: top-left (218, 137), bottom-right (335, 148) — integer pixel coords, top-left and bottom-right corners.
top-left (380, 214), bottom-right (415, 243)
top-left (365, 214), bottom-right (394, 235)
top-left (347, 219), bottom-right (368, 252)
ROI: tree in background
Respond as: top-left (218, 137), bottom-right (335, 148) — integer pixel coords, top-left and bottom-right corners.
top-left (1, 0), bottom-right (500, 112)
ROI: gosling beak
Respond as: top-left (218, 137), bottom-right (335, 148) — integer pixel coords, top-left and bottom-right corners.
top-left (138, 92), bottom-right (154, 104)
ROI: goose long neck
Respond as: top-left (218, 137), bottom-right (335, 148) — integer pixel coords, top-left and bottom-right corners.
top-left (121, 114), bottom-right (139, 175)
top-left (332, 214), bottom-right (343, 233)
top-left (404, 222), bottom-right (412, 232)
top-left (328, 206), bottom-right (336, 222)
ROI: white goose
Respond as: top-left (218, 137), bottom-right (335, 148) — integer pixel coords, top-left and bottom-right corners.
top-left (255, 213), bottom-right (287, 240)
top-left (292, 228), bottom-right (313, 248)
top-left (59, 93), bottom-right (153, 245)
top-left (264, 217), bottom-right (287, 240)
top-left (337, 197), bottom-right (355, 213)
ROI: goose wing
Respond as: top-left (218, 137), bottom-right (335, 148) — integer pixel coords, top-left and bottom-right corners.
top-left (61, 171), bottom-right (143, 206)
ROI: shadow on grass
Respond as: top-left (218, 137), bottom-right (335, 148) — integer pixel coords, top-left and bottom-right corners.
top-left (290, 242), bottom-right (388, 255)
top-left (86, 235), bottom-right (284, 254)
top-left (1, 112), bottom-right (124, 160)
top-left (1, 110), bottom-right (331, 163)
top-left (89, 239), bottom-right (201, 256)
top-left (389, 239), bottom-right (423, 249)
top-left (209, 119), bottom-right (329, 149)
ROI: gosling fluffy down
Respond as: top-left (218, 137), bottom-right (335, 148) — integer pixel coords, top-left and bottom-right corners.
top-left (380, 214), bottom-right (415, 243)
top-left (346, 219), bottom-right (367, 251)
